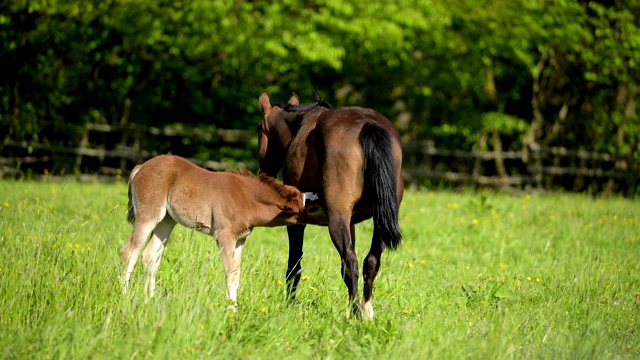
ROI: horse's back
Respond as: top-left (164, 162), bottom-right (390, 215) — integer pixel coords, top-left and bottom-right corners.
top-left (317, 107), bottom-right (400, 145)
top-left (311, 107), bottom-right (403, 221)
top-left (316, 106), bottom-right (401, 170)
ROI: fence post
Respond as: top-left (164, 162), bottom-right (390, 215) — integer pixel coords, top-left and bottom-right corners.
top-left (546, 154), bottom-right (560, 189)
top-left (471, 133), bottom-right (489, 187)
top-left (75, 127), bottom-right (89, 174)
top-left (529, 145), bottom-right (544, 190)
top-left (492, 129), bottom-right (507, 179)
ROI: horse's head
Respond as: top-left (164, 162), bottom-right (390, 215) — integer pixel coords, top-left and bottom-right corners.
top-left (257, 91), bottom-right (299, 177)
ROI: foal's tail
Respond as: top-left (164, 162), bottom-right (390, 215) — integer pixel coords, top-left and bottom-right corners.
top-left (126, 165), bottom-right (141, 224)
top-left (359, 123), bottom-right (403, 250)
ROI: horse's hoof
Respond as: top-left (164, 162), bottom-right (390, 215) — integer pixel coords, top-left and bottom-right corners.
top-left (361, 301), bottom-right (375, 321)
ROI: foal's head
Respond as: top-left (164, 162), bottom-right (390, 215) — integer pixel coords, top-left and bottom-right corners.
top-left (257, 173), bottom-right (305, 218)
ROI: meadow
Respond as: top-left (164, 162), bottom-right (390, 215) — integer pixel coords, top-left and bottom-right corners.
top-left (0, 179), bottom-right (638, 359)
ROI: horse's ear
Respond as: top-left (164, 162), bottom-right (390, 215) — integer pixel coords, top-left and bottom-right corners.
top-left (288, 93), bottom-right (299, 106)
top-left (259, 91), bottom-right (271, 114)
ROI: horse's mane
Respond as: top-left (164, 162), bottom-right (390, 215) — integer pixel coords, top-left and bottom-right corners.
top-left (276, 91), bottom-right (332, 126)
top-left (227, 169), bottom-right (298, 201)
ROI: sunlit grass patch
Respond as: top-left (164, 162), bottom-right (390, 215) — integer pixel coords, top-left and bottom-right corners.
top-left (0, 180), bottom-right (638, 359)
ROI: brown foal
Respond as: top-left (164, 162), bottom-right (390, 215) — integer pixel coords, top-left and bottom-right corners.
top-left (120, 155), bottom-right (307, 308)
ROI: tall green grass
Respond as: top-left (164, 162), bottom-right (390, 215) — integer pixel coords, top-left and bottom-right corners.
top-left (1, 179), bottom-right (638, 359)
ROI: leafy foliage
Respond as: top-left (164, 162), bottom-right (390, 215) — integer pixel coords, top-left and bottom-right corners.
top-left (1, 0), bottom-right (638, 166)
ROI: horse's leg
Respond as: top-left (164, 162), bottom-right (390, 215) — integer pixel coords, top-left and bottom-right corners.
top-left (121, 219), bottom-right (157, 293)
top-left (141, 217), bottom-right (176, 298)
top-left (327, 211), bottom-right (360, 315)
top-left (286, 224), bottom-right (306, 300)
top-left (217, 231), bottom-right (244, 311)
top-left (362, 229), bottom-right (386, 320)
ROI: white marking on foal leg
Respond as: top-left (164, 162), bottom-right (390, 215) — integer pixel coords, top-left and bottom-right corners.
top-left (218, 234), bottom-right (245, 312)
top-left (362, 300), bottom-right (375, 321)
top-left (228, 238), bottom-right (246, 313)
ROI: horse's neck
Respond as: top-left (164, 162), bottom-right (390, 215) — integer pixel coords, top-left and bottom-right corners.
top-left (302, 108), bottom-right (326, 126)
top-left (275, 121), bottom-right (294, 149)
top-left (286, 110), bottom-right (319, 140)
top-left (287, 107), bottom-right (325, 137)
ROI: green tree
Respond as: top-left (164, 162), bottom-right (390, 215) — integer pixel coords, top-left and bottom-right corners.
top-left (1, 0), bottom-right (638, 183)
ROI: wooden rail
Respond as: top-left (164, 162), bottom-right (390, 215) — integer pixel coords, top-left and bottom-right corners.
top-left (1, 123), bottom-right (638, 194)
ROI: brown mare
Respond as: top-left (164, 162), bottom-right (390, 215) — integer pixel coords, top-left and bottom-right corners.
top-left (258, 91), bottom-right (404, 319)
top-left (120, 154), bottom-right (307, 307)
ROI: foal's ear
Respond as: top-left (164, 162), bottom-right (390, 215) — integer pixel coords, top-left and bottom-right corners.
top-left (277, 203), bottom-right (295, 213)
top-left (259, 91), bottom-right (271, 114)
top-left (288, 93), bottom-right (299, 106)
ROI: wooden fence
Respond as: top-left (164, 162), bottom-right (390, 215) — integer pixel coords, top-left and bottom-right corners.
top-left (402, 140), bottom-right (638, 194)
top-left (1, 122), bottom-right (257, 180)
top-left (1, 123), bottom-right (638, 194)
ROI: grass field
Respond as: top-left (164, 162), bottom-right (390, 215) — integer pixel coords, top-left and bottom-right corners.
top-left (1, 179), bottom-right (638, 359)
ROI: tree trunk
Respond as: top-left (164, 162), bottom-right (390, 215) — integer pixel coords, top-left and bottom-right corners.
top-left (523, 51), bottom-right (548, 163)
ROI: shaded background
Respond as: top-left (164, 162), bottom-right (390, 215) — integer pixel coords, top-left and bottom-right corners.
top-left (1, 0), bottom-right (638, 192)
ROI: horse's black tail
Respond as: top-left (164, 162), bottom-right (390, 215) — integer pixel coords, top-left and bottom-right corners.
top-left (359, 123), bottom-right (403, 250)
top-left (127, 181), bottom-right (135, 224)
top-left (126, 165), bottom-right (140, 224)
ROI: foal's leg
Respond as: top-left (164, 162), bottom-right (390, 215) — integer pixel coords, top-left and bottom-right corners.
top-left (327, 211), bottom-right (360, 315)
top-left (228, 236), bottom-right (247, 306)
top-left (121, 219), bottom-right (157, 293)
top-left (141, 217), bottom-right (176, 298)
top-left (362, 229), bottom-right (386, 320)
top-left (286, 224), bottom-right (306, 300)
top-left (217, 231), bottom-right (244, 311)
